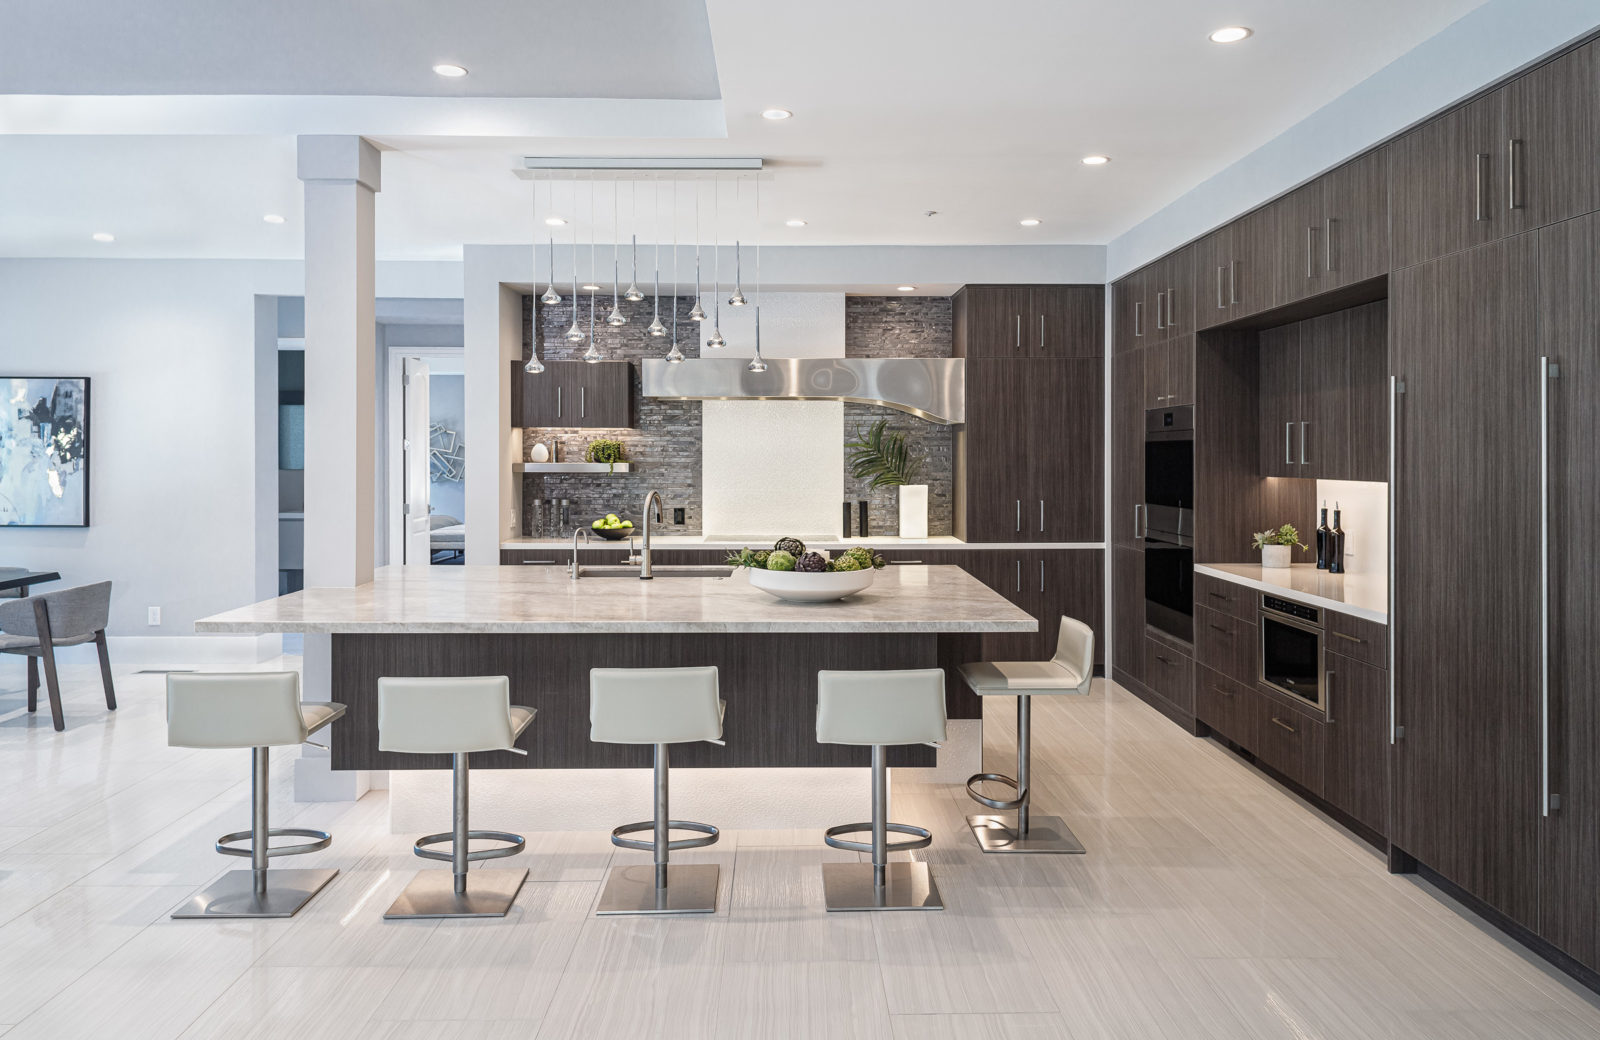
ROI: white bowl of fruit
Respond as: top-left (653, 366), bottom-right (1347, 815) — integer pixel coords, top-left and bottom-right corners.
top-left (728, 539), bottom-right (885, 603)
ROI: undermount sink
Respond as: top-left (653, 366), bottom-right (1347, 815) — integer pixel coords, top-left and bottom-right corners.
top-left (577, 565), bottom-right (734, 579)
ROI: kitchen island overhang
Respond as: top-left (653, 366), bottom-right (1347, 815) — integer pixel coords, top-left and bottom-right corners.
top-left (197, 564), bottom-right (1036, 772)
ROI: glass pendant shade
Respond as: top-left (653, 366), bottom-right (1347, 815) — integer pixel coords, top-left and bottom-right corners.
top-left (523, 354), bottom-right (545, 374)
top-left (706, 325), bottom-right (726, 349)
top-left (583, 341), bottom-right (601, 363)
top-left (624, 234), bottom-right (645, 301)
top-left (541, 238), bottom-right (561, 305)
top-left (666, 341), bottom-right (686, 363)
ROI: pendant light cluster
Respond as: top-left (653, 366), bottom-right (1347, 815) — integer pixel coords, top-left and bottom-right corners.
top-left (524, 168), bottom-right (767, 372)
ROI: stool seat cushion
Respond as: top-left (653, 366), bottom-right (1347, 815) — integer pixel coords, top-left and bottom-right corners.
top-left (591, 666), bottom-right (722, 745)
top-left (817, 668), bottom-right (947, 747)
top-left (167, 672), bottom-right (311, 749)
top-left (378, 676), bottom-right (532, 754)
top-left (958, 660), bottom-right (1087, 695)
top-left (300, 701), bottom-right (347, 736)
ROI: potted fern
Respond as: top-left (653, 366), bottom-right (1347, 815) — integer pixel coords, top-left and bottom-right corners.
top-left (846, 419), bottom-right (928, 538)
top-left (1252, 524), bottom-right (1307, 569)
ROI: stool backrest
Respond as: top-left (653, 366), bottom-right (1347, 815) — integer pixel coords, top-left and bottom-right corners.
top-left (167, 672), bottom-right (306, 749)
top-left (379, 675), bottom-right (517, 754)
top-left (1050, 616), bottom-right (1095, 695)
top-left (590, 666), bottom-right (721, 744)
top-left (816, 668), bottom-right (947, 746)
top-left (0, 580), bottom-right (111, 639)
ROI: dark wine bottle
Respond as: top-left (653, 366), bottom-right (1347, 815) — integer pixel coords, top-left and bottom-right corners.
top-left (1328, 505), bottom-right (1345, 574)
top-left (1315, 503), bottom-right (1330, 570)
top-left (843, 501), bottom-right (853, 537)
top-left (858, 500), bottom-right (869, 538)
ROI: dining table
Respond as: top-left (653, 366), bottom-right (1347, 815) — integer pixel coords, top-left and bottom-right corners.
top-left (0, 570), bottom-right (61, 597)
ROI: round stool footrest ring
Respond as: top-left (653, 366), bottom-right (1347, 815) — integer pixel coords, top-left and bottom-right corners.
top-left (413, 829), bottom-right (526, 863)
top-left (965, 772), bottom-right (1028, 812)
top-left (611, 819), bottom-right (719, 853)
top-left (823, 821), bottom-right (932, 854)
top-left (216, 827), bottom-right (332, 859)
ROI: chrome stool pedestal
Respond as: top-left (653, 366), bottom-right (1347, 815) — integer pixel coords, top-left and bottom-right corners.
top-left (822, 745), bottom-right (941, 912)
top-left (597, 742), bottom-right (720, 915)
top-left (172, 746), bottom-right (338, 919)
top-left (384, 752), bottom-right (528, 919)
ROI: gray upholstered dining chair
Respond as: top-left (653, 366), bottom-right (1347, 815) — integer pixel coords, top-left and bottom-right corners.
top-left (0, 580), bottom-right (116, 731)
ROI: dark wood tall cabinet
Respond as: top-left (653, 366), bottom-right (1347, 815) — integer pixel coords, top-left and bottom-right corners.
top-left (1388, 94), bottom-right (1505, 270)
top-left (1502, 40), bottom-right (1600, 235)
top-left (1390, 233), bottom-right (1542, 930)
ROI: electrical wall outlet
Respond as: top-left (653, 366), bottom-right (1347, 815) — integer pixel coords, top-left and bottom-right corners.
top-left (147, 606), bottom-right (161, 626)
top-left (673, 507), bottom-right (686, 526)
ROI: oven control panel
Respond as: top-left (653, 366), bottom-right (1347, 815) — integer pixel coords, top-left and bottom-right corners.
top-left (1262, 595), bottom-right (1319, 624)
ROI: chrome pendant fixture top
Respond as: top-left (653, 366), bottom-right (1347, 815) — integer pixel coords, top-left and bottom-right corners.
top-left (540, 237), bottom-right (561, 305)
top-left (747, 304), bottom-right (767, 373)
top-left (624, 234), bottom-right (645, 301)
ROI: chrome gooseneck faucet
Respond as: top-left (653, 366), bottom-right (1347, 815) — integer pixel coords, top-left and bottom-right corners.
top-left (640, 490), bottom-right (665, 579)
top-left (570, 526), bottom-right (592, 580)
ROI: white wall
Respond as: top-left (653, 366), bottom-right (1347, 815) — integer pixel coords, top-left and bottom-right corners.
top-left (1108, 0), bottom-right (1600, 277)
top-left (0, 258), bottom-right (459, 658)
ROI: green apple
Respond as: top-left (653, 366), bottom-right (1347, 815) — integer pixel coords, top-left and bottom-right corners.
top-left (591, 519), bottom-right (603, 529)
top-left (620, 520), bottom-right (633, 528)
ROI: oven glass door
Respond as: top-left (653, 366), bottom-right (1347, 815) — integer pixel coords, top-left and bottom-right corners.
top-left (1260, 613), bottom-right (1323, 709)
top-left (1144, 538), bottom-right (1193, 643)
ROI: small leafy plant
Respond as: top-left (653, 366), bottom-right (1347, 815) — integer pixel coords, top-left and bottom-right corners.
top-left (1251, 524), bottom-right (1308, 551)
top-left (846, 419), bottom-right (923, 489)
top-left (585, 438), bottom-right (626, 474)
top-left (725, 541), bottom-right (887, 573)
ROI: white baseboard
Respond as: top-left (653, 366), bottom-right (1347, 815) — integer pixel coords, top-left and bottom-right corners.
top-left (44, 634), bottom-right (282, 668)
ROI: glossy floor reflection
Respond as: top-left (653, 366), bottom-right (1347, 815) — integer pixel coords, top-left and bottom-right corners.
top-left (1, 658), bottom-right (1598, 1038)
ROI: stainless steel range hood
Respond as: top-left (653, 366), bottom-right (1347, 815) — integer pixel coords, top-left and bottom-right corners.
top-left (641, 357), bottom-right (965, 424)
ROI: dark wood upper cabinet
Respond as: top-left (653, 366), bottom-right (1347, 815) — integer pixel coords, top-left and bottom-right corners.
top-left (1144, 336), bottom-right (1195, 410)
top-left (1343, 300), bottom-right (1389, 481)
top-left (1031, 359), bottom-right (1103, 541)
top-left (1322, 150), bottom-right (1391, 288)
top-left (1503, 41), bottom-right (1600, 235)
top-left (511, 360), bottom-right (633, 429)
top-left (1388, 93), bottom-right (1504, 270)
top-left (574, 361), bottom-right (634, 429)
top-left (1194, 226), bottom-right (1234, 330)
top-left (1258, 322), bottom-right (1302, 479)
top-left (1231, 202), bottom-right (1287, 318)
top-left (1279, 182), bottom-right (1329, 305)
top-left (1257, 302), bottom-right (1385, 481)
top-left (958, 286), bottom-right (1029, 357)
top-left (1033, 286), bottom-right (1104, 358)
top-left (1113, 274), bottom-right (1145, 355)
top-left (960, 359), bottom-right (1031, 540)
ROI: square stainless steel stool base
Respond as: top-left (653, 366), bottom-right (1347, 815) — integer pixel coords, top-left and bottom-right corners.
top-left (596, 864), bottom-right (720, 915)
top-left (822, 861), bottom-right (942, 911)
top-left (172, 868), bottom-right (339, 919)
top-left (383, 867), bottom-right (528, 920)
top-left (968, 814), bottom-right (1087, 855)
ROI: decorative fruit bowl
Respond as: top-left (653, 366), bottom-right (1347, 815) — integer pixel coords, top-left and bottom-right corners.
top-left (726, 538), bottom-right (887, 603)
top-left (590, 513), bottom-right (633, 540)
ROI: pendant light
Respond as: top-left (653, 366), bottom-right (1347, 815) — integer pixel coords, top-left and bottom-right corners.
top-left (524, 172), bottom-right (546, 373)
top-left (607, 182), bottom-right (627, 326)
top-left (666, 175), bottom-right (686, 363)
top-left (728, 178), bottom-right (748, 307)
top-left (748, 176), bottom-right (767, 373)
top-left (624, 180), bottom-right (645, 302)
top-left (585, 278), bottom-right (600, 363)
top-left (564, 176), bottom-right (586, 344)
top-left (706, 173), bottom-right (726, 349)
top-left (689, 180), bottom-right (707, 322)
top-left (539, 174), bottom-right (561, 307)
top-left (647, 176), bottom-right (667, 337)
top-left (583, 176), bottom-right (602, 362)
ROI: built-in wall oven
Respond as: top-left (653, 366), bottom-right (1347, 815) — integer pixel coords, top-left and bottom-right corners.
top-left (1259, 595), bottom-right (1325, 712)
top-left (1143, 405), bottom-right (1193, 643)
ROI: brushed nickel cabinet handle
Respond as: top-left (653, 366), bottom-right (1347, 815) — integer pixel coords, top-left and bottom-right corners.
top-left (1389, 375), bottom-right (1401, 745)
top-left (1333, 631), bottom-right (1365, 645)
top-left (1039, 559), bottom-right (1045, 593)
top-left (1306, 226), bottom-right (1316, 279)
top-left (1210, 683), bottom-right (1234, 698)
top-left (1134, 300), bottom-right (1144, 337)
top-left (1285, 422), bottom-right (1294, 466)
top-left (1167, 287), bottom-right (1176, 328)
top-left (1155, 290), bottom-right (1166, 329)
top-left (1039, 499), bottom-right (1045, 533)
top-left (1208, 623), bottom-right (1232, 635)
top-left (1270, 716), bottom-right (1296, 733)
top-left (1015, 560), bottom-right (1021, 594)
top-left (1133, 503), bottom-right (1143, 540)
top-left (557, 386), bottom-right (563, 418)
top-left (1300, 421), bottom-right (1308, 465)
top-left (1207, 590), bottom-right (1228, 599)
top-left (1324, 217), bottom-right (1334, 272)
top-left (1155, 654), bottom-right (1173, 666)
top-left (581, 386), bottom-right (586, 419)
top-left (1541, 355), bottom-right (1558, 815)
top-left (1040, 312), bottom-right (1045, 348)
top-left (1015, 314), bottom-right (1021, 350)
top-left (1475, 152), bottom-right (1489, 221)
top-left (1216, 265), bottom-right (1226, 309)
top-left (1229, 260), bottom-right (1239, 305)
top-left (1015, 499), bottom-right (1021, 532)
top-left (1326, 670), bottom-right (1335, 723)
top-left (1509, 138), bottom-right (1523, 211)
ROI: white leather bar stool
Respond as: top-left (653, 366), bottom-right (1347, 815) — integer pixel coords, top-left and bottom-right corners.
top-left (166, 672), bottom-right (345, 919)
top-left (378, 676), bottom-right (536, 919)
top-left (959, 616), bottom-right (1094, 854)
top-left (591, 666), bottom-right (724, 915)
top-left (817, 668), bottom-right (947, 912)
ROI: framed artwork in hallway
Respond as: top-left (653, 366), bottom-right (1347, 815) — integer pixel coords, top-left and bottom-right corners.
top-left (1, 376), bottom-right (91, 527)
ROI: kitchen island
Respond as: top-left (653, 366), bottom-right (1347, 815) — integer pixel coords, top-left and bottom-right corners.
top-left (196, 563), bottom-right (1035, 773)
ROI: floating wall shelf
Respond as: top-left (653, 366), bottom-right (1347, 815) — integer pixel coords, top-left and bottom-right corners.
top-left (516, 462), bottom-right (633, 474)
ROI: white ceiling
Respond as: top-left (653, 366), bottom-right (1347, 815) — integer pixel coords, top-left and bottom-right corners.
top-left (0, 0), bottom-right (1491, 261)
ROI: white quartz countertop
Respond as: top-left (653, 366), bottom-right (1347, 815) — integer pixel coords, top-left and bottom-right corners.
top-left (194, 564), bottom-right (1037, 635)
top-left (502, 535), bottom-right (1101, 550)
top-left (1194, 563), bottom-right (1388, 624)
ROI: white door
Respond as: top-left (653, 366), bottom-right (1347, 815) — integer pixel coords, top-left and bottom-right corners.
top-left (402, 358), bottom-right (432, 565)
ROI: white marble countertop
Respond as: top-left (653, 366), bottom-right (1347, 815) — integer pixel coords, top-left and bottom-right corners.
top-left (1194, 563), bottom-right (1388, 624)
top-left (194, 564), bottom-right (1037, 635)
top-left (502, 534), bottom-right (1102, 550)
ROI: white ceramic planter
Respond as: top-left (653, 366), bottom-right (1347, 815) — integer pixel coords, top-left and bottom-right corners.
top-left (748, 567), bottom-right (877, 603)
top-left (898, 484), bottom-right (929, 539)
top-left (1261, 544), bottom-right (1291, 569)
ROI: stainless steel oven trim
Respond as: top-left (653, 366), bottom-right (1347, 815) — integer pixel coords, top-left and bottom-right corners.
top-left (1258, 607), bottom-right (1326, 712)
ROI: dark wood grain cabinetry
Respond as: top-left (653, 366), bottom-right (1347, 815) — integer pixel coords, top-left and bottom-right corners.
top-left (1322, 150), bottom-right (1391, 289)
top-left (1112, 545), bottom-right (1144, 688)
top-left (1323, 650), bottom-right (1389, 834)
top-left (1257, 302), bottom-right (1386, 481)
top-left (1143, 636), bottom-right (1194, 715)
top-left (1389, 94), bottom-right (1504, 270)
top-left (510, 360), bottom-right (634, 429)
top-left (1196, 666), bottom-right (1257, 748)
top-left (1195, 605), bottom-right (1255, 686)
top-left (1143, 336), bottom-right (1194, 409)
top-left (1254, 698), bottom-right (1326, 796)
top-left (1501, 41), bottom-right (1600, 236)
top-left (955, 285), bottom-right (1102, 358)
top-left (1111, 350), bottom-right (1144, 547)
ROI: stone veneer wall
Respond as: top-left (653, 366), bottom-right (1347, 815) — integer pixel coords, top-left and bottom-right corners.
top-left (520, 292), bottom-right (704, 535)
top-left (843, 296), bottom-right (955, 537)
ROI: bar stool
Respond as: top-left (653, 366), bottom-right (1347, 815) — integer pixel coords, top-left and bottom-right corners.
top-left (166, 672), bottom-right (345, 919)
top-left (960, 615), bottom-right (1094, 854)
top-left (591, 666), bottom-right (724, 915)
top-left (817, 668), bottom-right (946, 912)
top-left (378, 676), bottom-right (536, 919)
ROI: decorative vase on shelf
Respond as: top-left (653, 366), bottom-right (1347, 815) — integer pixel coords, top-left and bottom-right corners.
top-left (530, 442), bottom-right (550, 463)
top-left (898, 484), bottom-right (929, 539)
top-left (1261, 544), bottom-right (1291, 569)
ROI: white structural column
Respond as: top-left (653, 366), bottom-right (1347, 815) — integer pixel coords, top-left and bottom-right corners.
top-left (296, 135), bottom-right (380, 801)
top-left (463, 245), bottom-right (532, 563)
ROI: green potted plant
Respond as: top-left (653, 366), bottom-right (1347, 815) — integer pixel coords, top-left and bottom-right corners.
top-left (845, 419), bottom-right (927, 538)
top-left (1252, 524), bottom-right (1307, 569)
top-left (584, 438), bottom-right (627, 474)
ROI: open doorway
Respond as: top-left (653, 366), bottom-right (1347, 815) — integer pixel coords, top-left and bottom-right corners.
top-left (379, 304), bottom-right (465, 566)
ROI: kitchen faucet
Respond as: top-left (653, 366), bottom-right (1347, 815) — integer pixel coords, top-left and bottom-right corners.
top-left (640, 490), bottom-right (664, 579)
top-left (569, 526), bottom-right (592, 580)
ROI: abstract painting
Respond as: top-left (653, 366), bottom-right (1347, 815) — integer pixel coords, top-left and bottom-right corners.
top-left (1, 377), bottom-right (91, 527)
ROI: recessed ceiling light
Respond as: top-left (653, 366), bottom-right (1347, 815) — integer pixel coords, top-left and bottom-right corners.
top-left (91, 232), bottom-right (115, 243)
top-left (262, 213), bottom-right (285, 224)
top-left (433, 63), bottom-right (469, 77)
top-left (544, 216), bottom-right (567, 226)
top-left (1019, 218), bottom-right (1042, 227)
top-left (761, 108), bottom-right (793, 120)
top-left (1080, 155), bottom-right (1111, 166)
top-left (785, 219), bottom-right (807, 227)
top-left (897, 285), bottom-right (917, 292)
top-left (1209, 26), bottom-right (1252, 44)
top-left (581, 283), bottom-right (601, 292)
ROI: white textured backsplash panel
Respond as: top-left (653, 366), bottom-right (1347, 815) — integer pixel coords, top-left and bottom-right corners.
top-left (1315, 479), bottom-right (1387, 577)
top-left (703, 400), bottom-right (844, 539)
